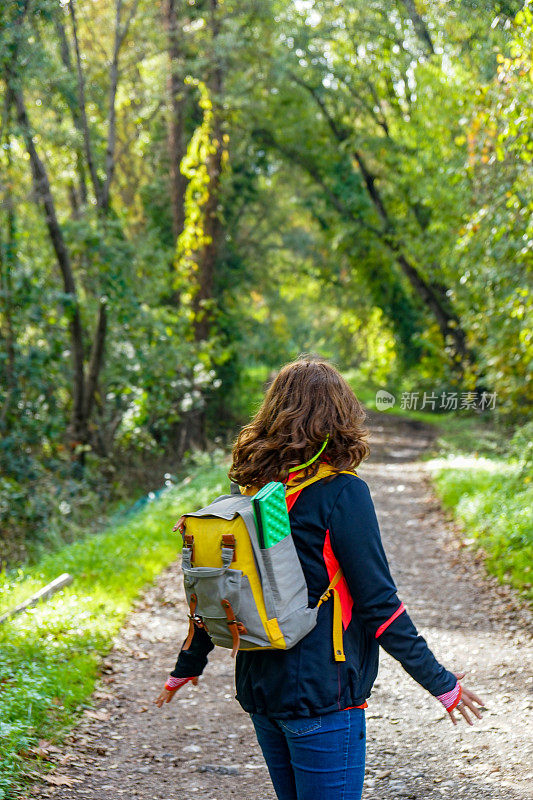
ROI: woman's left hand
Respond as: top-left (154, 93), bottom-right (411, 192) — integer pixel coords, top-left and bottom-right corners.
top-left (154, 676), bottom-right (198, 708)
top-left (448, 671), bottom-right (485, 726)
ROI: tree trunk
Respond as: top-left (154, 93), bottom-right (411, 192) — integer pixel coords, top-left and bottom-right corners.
top-left (352, 147), bottom-right (470, 368)
top-left (83, 298), bottom-right (108, 423)
top-left (101, 0), bottom-right (123, 214)
top-left (13, 88), bottom-right (88, 445)
top-left (164, 0), bottom-right (187, 242)
top-left (12, 88), bottom-right (109, 451)
top-left (399, 0), bottom-right (435, 55)
top-left (0, 152), bottom-right (17, 426)
top-left (67, 0), bottom-right (104, 209)
top-left (192, 0), bottom-right (224, 343)
top-left (53, 9), bottom-right (89, 206)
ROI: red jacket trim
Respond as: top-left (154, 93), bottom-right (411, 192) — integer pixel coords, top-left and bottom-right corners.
top-left (322, 529), bottom-right (354, 630)
top-left (374, 602), bottom-right (406, 638)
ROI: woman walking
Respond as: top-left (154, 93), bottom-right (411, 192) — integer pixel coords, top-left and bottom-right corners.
top-left (155, 357), bottom-right (484, 800)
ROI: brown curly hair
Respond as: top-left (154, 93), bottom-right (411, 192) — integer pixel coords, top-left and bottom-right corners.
top-left (228, 356), bottom-right (370, 489)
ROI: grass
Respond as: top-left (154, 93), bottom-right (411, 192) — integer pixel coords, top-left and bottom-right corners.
top-left (0, 456), bottom-right (229, 799)
top-left (427, 455), bottom-right (532, 602)
top-left (417, 414), bottom-right (533, 604)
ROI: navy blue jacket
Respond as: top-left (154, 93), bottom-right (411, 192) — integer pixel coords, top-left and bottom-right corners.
top-left (171, 472), bottom-right (457, 718)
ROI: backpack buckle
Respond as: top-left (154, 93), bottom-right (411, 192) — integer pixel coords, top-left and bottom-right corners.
top-left (183, 593), bottom-right (206, 650)
top-left (184, 532), bottom-right (195, 564)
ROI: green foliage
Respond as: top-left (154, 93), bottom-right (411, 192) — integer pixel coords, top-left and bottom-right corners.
top-left (0, 460), bottom-right (229, 798)
top-left (0, 0), bottom-right (531, 561)
top-left (2, 3), bottom-right (531, 794)
top-left (508, 419), bottom-right (533, 477)
top-left (451, 1), bottom-right (533, 416)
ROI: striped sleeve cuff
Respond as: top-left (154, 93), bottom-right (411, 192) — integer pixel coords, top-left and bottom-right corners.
top-left (164, 675), bottom-right (195, 691)
top-left (436, 681), bottom-right (462, 711)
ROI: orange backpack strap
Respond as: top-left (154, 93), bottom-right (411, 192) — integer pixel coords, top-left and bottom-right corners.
top-left (285, 467), bottom-right (357, 512)
top-left (241, 465), bottom-right (357, 498)
top-left (285, 465), bottom-right (356, 496)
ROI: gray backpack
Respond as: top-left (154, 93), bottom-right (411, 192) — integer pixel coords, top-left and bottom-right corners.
top-left (174, 464), bottom-right (352, 661)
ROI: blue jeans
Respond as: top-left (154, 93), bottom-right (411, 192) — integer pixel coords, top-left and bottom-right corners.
top-left (250, 708), bottom-right (366, 800)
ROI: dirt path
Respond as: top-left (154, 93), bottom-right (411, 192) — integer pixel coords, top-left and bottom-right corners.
top-left (27, 413), bottom-right (533, 800)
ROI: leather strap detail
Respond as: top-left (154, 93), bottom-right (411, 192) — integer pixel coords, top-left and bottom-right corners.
top-left (222, 533), bottom-right (236, 562)
top-left (183, 593), bottom-right (198, 651)
top-left (330, 588), bottom-right (345, 662)
top-left (241, 465), bottom-right (357, 497)
top-left (183, 594), bottom-right (208, 649)
top-left (317, 568), bottom-right (343, 605)
top-left (220, 598), bottom-right (246, 657)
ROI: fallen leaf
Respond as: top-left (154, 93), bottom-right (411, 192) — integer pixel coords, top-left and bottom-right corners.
top-left (94, 691), bottom-right (114, 701)
top-left (39, 740), bottom-right (61, 753)
top-left (84, 709), bottom-right (110, 721)
top-left (42, 774), bottom-right (81, 786)
top-left (28, 740), bottom-right (62, 759)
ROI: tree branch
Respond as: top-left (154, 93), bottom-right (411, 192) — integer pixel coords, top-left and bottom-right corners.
top-left (102, 0), bottom-right (139, 212)
top-left (83, 297), bottom-right (107, 421)
top-left (398, 0), bottom-right (435, 55)
top-left (69, 0), bottom-right (104, 207)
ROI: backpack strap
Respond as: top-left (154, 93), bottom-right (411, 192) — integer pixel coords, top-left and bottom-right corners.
top-left (285, 464), bottom-right (356, 495)
top-left (317, 568), bottom-right (346, 662)
top-left (239, 464), bottom-right (356, 498)
top-left (285, 466), bottom-right (357, 511)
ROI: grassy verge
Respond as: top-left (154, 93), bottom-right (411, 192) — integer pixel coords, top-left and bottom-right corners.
top-left (0, 458), bottom-right (229, 799)
top-left (414, 413), bottom-right (532, 604)
top-left (428, 454), bottom-right (532, 601)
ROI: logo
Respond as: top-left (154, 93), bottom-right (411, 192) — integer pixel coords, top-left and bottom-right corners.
top-left (375, 390), bottom-right (396, 410)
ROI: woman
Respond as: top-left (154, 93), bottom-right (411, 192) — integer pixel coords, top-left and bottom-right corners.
top-left (155, 357), bottom-right (484, 800)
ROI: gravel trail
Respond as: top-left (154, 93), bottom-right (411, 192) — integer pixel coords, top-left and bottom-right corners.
top-left (27, 413), bottom-right (533, 800)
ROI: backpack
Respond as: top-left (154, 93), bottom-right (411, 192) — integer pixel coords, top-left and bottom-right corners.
top-left (173, 463), bottom-right (356, 662)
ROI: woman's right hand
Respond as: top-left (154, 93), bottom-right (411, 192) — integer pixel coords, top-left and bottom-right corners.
top-left (448, 672), bottom-right (485, 726)
top-left (154, 676), bottom-right (198, 708)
